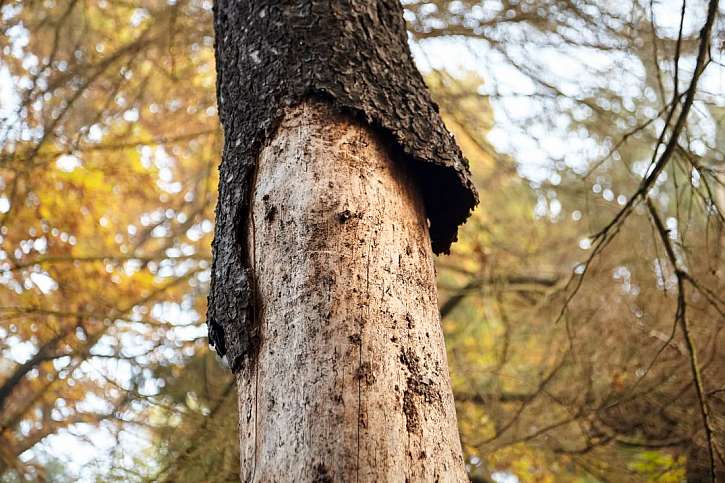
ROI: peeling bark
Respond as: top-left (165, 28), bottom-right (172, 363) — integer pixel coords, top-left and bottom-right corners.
top-left (209, 0), bottom-right (478, 368)
top-left (237, 102), bottom-right (466, 481)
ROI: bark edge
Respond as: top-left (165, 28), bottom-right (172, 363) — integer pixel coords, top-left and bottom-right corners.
top-left (209, 0), bottom-right (478, 369)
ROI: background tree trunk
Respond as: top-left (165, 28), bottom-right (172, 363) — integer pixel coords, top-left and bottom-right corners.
top-left (686, 442), bottom-right (725, 482)
top-left (237, 101), bottom-right (467, 481)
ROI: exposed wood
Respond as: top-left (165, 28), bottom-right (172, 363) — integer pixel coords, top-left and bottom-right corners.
top-left (237, 102), bottom-right (466, 481)
top-left (209, 0), bottom-right (478, 367)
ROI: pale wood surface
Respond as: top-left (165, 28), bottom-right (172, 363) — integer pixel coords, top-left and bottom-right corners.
top-left (237, 102), bottom-right (466, 482)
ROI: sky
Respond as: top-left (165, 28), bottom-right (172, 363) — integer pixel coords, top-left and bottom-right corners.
top-left (412, 6), bottom-right (724, 183)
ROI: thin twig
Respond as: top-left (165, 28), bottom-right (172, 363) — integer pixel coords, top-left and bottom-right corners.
top-left (646, 198), bottom-right (718, 482)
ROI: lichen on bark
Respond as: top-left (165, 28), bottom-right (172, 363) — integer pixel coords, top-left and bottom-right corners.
top-left (209, 0), bottom-right (478, 370)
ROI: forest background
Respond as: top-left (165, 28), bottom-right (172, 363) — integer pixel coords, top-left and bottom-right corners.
top-left (0, 0), bottom-right (724, 481)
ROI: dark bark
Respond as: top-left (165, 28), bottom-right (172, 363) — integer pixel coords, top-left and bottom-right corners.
top-left (209, 0), bottom-right (478, 370)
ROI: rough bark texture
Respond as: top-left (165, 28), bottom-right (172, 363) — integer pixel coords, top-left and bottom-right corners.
top-left (209, 0), bottom-right (478, 369)
top-left (237, 102), bottom-right (466, 481)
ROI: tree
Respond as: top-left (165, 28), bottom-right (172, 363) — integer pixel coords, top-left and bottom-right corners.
top-left (208, 0), bottom-right (477, 480)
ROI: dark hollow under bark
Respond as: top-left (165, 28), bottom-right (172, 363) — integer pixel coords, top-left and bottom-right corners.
top-left (209, 0), bottom-right (478, 370)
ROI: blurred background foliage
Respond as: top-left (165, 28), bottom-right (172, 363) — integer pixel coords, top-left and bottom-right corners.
top-left (0, 0), bottom-right (723, 481)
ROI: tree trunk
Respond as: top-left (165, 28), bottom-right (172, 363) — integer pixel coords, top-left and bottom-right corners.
top-left (209, 0), bottom-right (477, 373)
top-left (237, 101), bottom-right (466, 481)
top-left (686, 442), bottom-right (725, 482)
top-left (211, 1), bottom-right (477, 479)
